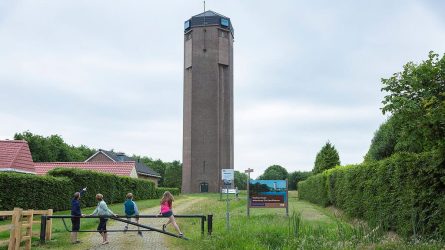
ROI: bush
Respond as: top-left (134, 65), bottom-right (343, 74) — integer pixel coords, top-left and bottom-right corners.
top-left (298, 151), bottom-right (445, 238)
top-left (297, 171), bottom-right (329, 206)
top-left (0, 168), bottom-right (178, 212)
top-left (0, 172), bottom-right (73, 211)
top-left (48, 168), bottom-right (157, 208)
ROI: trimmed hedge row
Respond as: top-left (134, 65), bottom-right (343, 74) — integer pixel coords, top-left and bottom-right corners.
top-left (0, 173), bottom-right (73, 211)
top-left (0, 168), bottom-right (180, 211)
top-left (48, 168), bottom-right (157, 208)
top-left (298, 151), bottom-right (445, 238)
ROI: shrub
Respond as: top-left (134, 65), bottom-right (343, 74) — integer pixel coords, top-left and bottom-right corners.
top-left (48, 168), bottom-right (157, 208)
top-left (299, 151), bottom-right (445, 238)
top-left (0, 172), bottom-right (73, 211)
top-left (0, 168), bottom-right (178, 212)
top-left (297, 171), bottom-right (329, 206)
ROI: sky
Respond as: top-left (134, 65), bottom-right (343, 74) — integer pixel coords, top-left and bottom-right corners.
top-left (0, 1), bottom-right (444, 178)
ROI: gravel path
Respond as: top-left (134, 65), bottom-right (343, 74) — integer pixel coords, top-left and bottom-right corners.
top-left (77, 197), bottom-right (203, 250)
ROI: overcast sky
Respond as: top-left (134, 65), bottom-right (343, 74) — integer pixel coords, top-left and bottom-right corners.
top-left (1, 1), bottom-right (444, 177)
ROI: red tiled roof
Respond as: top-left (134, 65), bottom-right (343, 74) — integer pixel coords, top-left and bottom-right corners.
top-left (34, 161), bottom-right (136, 176)
top-left (0, 140), bottom-right (35, 173)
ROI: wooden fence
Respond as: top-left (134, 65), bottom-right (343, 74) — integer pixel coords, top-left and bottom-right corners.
top-left (0, 208), bottom-right (53, 250)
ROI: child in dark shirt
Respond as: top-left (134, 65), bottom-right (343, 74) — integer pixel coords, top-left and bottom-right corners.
top-left (70, 187), bottom-right (86, 244)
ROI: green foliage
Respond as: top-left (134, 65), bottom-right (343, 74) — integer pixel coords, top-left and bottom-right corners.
top-left (0, 172), bottom-right (73, 211)
top-left (298, 171), bottom-right (330, 206)
top-left (234, 170), bottom-right (247, 189)
top-left (299, 151), bottom-right (445, 238)
top-left (364, 117), bottom-right (398, 162)
top-left (0, 168), bottom-right (178, 212)
top-left (135, 156), bottom-right (174, 187)
top-left (14, 131), bottom-right (95, 162)
top-left (48, 168), bottom-right (157, 208)
top-left (259, 165), bottom-right (288, 180)
top-left (163, 160), bottom-right (182, 189)
top-left (288, 171), bottom-right (312, 190)
top-left (313, 141), bottom-right (340, 174)
top-left (381, 52), bottom-right (445, 152)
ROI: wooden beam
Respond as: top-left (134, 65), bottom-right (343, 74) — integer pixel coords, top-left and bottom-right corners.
top-left (0, 211), bottom-right (14, 216)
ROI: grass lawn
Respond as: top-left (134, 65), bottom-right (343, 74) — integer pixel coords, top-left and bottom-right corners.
top-left (166, 191), bottom-right (444, 250)
top-left (0, 196), bottom-right (170, 250)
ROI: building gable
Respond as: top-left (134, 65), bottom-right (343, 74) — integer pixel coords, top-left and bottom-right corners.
top-left (0, 140), bottom-right (35, 174)
top-left (84, 150), bottom-right (115, 162)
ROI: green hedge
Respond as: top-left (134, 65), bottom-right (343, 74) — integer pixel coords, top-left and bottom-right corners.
top-left (48, 168), bottom-right (157, 208)
top-left (0, 172), bottom-right (73, 211)
top-left (297, 171), bottom-right (329, 206)
top-left (0, 168), bottom-right (179, 212)
top-left (298, 151), bottom-right (445, 238)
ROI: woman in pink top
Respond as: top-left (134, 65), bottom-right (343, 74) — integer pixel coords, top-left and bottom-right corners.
top-left (159, 191), bottom-right (183, 237)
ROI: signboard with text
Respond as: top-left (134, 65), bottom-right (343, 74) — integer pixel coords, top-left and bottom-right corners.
top-left (221, 169), bottom-right (234, 185)
top-left (248, 180), bottom-right (288, 208)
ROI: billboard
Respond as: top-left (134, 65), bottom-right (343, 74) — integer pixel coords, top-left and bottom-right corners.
top-left (248, 180), bottom-right (288, 208)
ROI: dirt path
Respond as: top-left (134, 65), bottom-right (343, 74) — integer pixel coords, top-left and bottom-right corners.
top-left (77, 197), bottom-right (204, 250)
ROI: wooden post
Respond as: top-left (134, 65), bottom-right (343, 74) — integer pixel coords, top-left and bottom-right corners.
top-left (8, 208), bottom-right (21, 250)
top-left (45, 209), bottom-right (53, 241)
top-left (11, 208), bottom-right (22, 250)
top-left (24, 209), bottom-right (34, 250)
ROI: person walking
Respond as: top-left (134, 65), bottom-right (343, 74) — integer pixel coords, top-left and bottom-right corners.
top-left (90, 193), bottom-right (117, 245)
top-left (70, 187), bottom-right (86, 244)
top-left (159, 191), bottom-right (183, 237)
top-left (123, 193), bottom-right (142, 236)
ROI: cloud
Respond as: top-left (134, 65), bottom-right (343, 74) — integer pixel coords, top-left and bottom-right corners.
top-left (1, 0), bottom-right (445, 179)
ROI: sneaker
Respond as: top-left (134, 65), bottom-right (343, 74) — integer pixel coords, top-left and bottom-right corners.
top-left (101, 241), bottom-right (109, 245)
top-left (138, 231), bottom-right (143, 237)
top-left (178, 233), bottom-right (184, 238)
top-left (162, 224), bottom-right (166, 232)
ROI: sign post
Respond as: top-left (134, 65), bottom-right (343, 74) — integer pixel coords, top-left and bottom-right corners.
top-left (221, 169), bottom-right (234, 230)
top-left (244, 168), bottom-right (254, 217)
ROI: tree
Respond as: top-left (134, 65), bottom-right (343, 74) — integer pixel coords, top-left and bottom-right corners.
top-left (234, 171), bottom-right (247, 190)
top-left (381, 52), bottom-right (445, 152)
top-left (313, 141), bottom-right (340, 174)
top-left (14, 131), bottom-right (95, 162)
top-left (288, 171), bottom-right (312, 190)
top-left (137, 156), bottom-right (167, 187)
top-left (259, 165), bottom-right (288, 180)
top-left (364, 117), bottom-right (398, 162)
top-left (163, 161), bottom-right (182, 189)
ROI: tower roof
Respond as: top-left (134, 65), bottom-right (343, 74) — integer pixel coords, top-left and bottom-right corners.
top-left (193, 10), bottom-right (229, 19)
top-left (185, 10), bottom-right (234, 36)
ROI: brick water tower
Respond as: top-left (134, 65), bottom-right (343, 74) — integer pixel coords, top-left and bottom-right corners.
top-left (182, 10), bottom-right (234, 193)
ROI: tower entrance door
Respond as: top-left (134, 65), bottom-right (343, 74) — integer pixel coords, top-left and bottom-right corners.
top-left (200, 182), bottom-right (208, 193)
